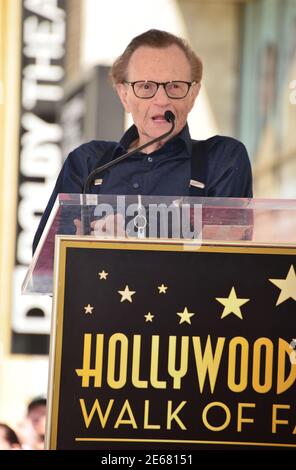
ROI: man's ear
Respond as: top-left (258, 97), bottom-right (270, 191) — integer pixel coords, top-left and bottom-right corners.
top-left (116, 83), bottom-right (131, 113)
top-left (188, 82), bottom-right (201, 112)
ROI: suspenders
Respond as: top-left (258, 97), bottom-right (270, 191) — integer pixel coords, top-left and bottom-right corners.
top-left (92, 140), bottom-right (207, 196)
top-left (189, 140), bottom-right (207, 197)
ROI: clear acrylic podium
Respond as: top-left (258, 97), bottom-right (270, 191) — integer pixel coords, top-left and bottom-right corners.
top-left (22, 195), bottom-right (296, 450)
top-left (22, 194), bottom-right (296, 296)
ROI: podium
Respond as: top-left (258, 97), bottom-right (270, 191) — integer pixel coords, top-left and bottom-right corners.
top-left (23, 194), bottom-right (296, 450)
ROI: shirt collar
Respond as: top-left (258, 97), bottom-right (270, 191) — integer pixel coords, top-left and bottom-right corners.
top-left (116, 123), bottom-right (192, 158)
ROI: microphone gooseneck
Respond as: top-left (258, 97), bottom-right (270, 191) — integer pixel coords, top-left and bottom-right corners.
top-left (83, 111), bottom-right (176, 193)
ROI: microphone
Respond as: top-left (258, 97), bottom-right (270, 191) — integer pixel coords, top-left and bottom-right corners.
top-left (81, 110), bottom-right (175, 235)
top-left (83, 110), bottom-right (175, 193)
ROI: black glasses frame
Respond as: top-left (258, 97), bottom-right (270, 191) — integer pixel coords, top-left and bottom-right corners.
top-left (124, 80), bottom-right (197, 99)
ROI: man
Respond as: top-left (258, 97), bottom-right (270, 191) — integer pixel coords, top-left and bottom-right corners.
top-left (17, 396), bottom-right (46, 450)
top-left (33, 29), bottom-right (252, 251)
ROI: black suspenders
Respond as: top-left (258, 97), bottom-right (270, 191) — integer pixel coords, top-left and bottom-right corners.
top-left (189, 140), bottom-right (207, 197)
top-left (92, 140), bottom-right (208, 197)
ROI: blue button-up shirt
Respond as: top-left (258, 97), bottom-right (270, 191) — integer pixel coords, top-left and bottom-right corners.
top-left (100, 124), bottom-right (191, 196)
top-left (32, 124), bottom-right (253, 252)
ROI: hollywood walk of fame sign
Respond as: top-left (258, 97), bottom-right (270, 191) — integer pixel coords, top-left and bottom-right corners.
top-left (47, 237), bottom-right (296, 450)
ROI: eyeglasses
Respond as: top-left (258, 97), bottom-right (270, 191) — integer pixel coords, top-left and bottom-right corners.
top-left (124, 80), bottom-right (197, 99)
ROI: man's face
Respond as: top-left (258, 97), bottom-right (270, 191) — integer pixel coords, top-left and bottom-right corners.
top-left (116, 45), bottom-right (200, 145)
top-left (28, 405), bottom-right (46, 437)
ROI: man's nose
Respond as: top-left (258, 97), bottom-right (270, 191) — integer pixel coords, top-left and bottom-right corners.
top-left (153, 84), bottom-right (170, 103)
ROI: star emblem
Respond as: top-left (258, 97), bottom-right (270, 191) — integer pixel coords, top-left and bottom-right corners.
top-left (98, 270), bottom-right (108, 280)
top-left (144, 312), bottom-right (154, 322)
top-left (84, 304), bottom-right (94, 314)
top-left (177, 307), bottom-right (195, 324)
top-left (158, 284), bottom-right (168, 294)
top-left (118, 285), bottom-right (136, 303)
top-left (216, 287), bottom-right (249, 320)
top-left (269, 265), bottom-right (296, 306)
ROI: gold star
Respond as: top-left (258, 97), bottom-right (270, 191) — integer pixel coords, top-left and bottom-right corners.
top-left (216, 287), bottom-right (249, 320)
top-left (118, 285), bottom-right (136, 303)
top-left (98, 270), bottom-right (108, 280)
top-left (84, 304), bottom-right (94, 314)
top-left (269, 265), bottom-right (296, 306)
top-left (177, 307), bottom-right (195, 324)
top-left (158, 284), bottom-right (168, 294)
top-left (144, 312), bottom-right (154, 322)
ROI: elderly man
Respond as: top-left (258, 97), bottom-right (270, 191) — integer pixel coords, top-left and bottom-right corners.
top-left (33, 29), bottom-right (252, 250)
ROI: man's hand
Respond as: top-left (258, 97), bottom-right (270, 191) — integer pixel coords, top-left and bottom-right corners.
top-left (91, 213), bottom-right (126, 237)
top-left (73, 214), bottom-right (126, 237)
top-left (74, 218), bottom-right (83, 235)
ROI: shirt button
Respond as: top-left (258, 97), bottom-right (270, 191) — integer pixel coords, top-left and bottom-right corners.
top-left (147, 156), bottom-right (153, 163)
top-left (133, 182), bottom-right (139, 189)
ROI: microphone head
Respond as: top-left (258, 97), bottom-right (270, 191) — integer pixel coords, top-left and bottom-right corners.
top-left (164, 110), bottom-right (175, 123)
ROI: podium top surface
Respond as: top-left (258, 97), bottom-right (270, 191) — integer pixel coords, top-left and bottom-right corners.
top-left (23, 194), bottom-right (296, 295)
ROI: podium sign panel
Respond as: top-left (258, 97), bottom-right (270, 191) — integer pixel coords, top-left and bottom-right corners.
top-left (47, 237), bottom-right (296, 450)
